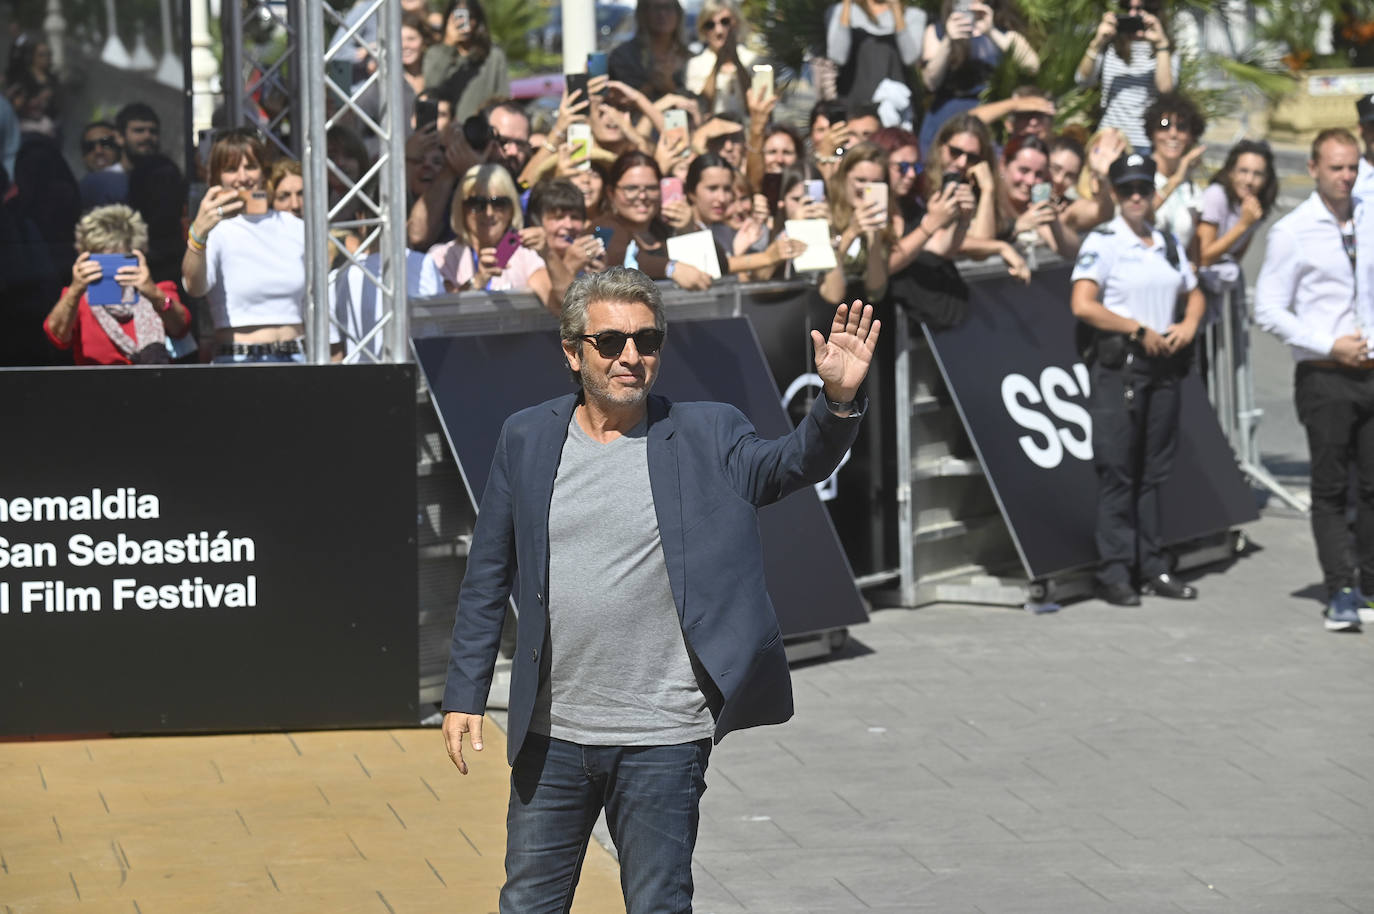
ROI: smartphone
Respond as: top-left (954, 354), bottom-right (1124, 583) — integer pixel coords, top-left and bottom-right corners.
top-left (761, 172), bottom-right (783, 210)
top-left (86, 254), bottom-right (139, 306)
top-left (1116, 13), bottom-right (1144, 32)
top-left (940, 171), bottom-right (967, 193)
top-left (415, 98), bottom-right (439, 131)
top-left (586, 52), bottom-right (608, 79)
top-left (954, 0), bottom-right (973, 12)
top-left (862, 182), bottom-right (889, 221)
top-left (565, 72), bottom-right (590, 103)
top-left (567, 123), bottom-right (592, 169)
top-left (804, 179), bottom-right (826, 203)
top-left (750, 64), bottom-right (774, 99)
top-left (462, 114), bottom-right (494, 151)
top-left (1031, 181), bottom-right (1052, 204)
top-left (493, 230), bottom-right (523, 269)
top-left (663, 108), bottom-right (690, 153)
top-left (660, 176), bottom-right (685, 206)
top-left (326, 58), bottom-right (353, 90)
top-left (240, 189), bottom-right (269, 215)
top-left (592, 225), bottom-right (614, 249)
top-left (450, 7), bottom-right (470, 28)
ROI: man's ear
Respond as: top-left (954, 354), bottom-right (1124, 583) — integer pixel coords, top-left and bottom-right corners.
top-left (562, 338), bottom-right (581, 374)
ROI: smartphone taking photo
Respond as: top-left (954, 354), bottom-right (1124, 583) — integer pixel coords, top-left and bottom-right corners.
top-left (493, 230), bottom-right (523, 269)
top-left (86, 254), bottom-right (139, 306)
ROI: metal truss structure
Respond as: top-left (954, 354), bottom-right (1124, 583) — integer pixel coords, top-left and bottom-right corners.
top-left (219, 0), bottom-right (409, 364)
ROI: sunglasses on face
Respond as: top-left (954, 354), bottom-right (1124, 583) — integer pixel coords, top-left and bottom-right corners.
top-left (945, 144), bottom-right (982, 165)
top-left (617, 184), bottom-right (660, 199)
top-left (580, 328), bottom-right (665, 358)
top-left (706, 15), bottom-right (733, 30)
top-left (1116, 181), bottom-right (1153, 199)
top-left (464, 195), bottom-right (514, 212)
top-left (1154, 117), bottom-right (1187, 133)
top-left (81, 136), bottom-right (119, 153)
top-left (893, 161), bottom-right (920, 176)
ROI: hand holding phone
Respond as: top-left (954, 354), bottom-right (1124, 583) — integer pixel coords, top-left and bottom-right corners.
top-left (86, 254), bottom-right (140, 305)
top-left (240, 189), bottom-right (269, 215)
top-left (566, 73), bottom-right (590, 105)
top-left (750, 64), bottom-right (774, 99)
top-left (861, 182), bottom-right (888, 224)
top-left (804, 179), bottom-right (826, 203)
top-left (567, 123), bottom-right (592, 169)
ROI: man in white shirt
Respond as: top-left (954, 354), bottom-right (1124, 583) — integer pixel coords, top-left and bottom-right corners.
top-left (1254, 127), bottom-right (1371, 633)
top-left (1354, 94), bottom-right (1374, 206)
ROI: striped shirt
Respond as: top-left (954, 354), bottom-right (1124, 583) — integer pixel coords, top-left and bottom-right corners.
top-left (1082, 41), bottom-right (1172, 150)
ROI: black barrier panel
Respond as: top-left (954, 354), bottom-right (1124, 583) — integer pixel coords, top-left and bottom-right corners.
top-left (926, 265), bottom-right (1258, 579)
top-left (414, 317), bottom-right (869, 639)
top-left (739, 286), bottom-right (898, 577)
top-left (0, 365), bottom-right (418, 735)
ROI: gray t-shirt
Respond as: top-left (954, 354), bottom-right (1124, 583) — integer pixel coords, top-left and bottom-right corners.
top-left (529, 411), bottom-right (715, 746)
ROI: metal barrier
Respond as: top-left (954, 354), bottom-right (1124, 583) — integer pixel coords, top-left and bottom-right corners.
top-left (1201, 276), bottom-right (1308, 512)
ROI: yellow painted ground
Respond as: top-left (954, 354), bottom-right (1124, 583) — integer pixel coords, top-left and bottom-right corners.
top-left (0, 725), bottom-right (625, 914)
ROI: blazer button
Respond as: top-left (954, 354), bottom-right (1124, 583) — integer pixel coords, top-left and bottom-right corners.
top-left (537, 591), bottom-right (543, 604)
top-left (530, 649), bottom-right (537, 662)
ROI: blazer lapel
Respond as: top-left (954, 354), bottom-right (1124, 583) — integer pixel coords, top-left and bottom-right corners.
top-left (527, 393), bottom-right (579, 585)
top-left (647, 396), bottom-right (687, 620)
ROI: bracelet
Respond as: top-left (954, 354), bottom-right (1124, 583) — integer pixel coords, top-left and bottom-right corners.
top-left (186, 235), bottom-right (205, 253)
top-left (542, 141), bottom-right (557, 154)
top-left (189, 225), bottom-right (208, 246)
top-left (1156, 44), bottom-right (1172, 52)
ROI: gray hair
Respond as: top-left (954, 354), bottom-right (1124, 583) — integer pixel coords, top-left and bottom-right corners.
top-left (559, 268), bottom-right (668, 385)
top-left (75, 204), bottom-right (148, 254)
top-left (559, 267), bottom-right (667, 342)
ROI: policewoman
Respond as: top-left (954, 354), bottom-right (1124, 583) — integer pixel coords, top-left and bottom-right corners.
top-left (1070, 152), bottom-right (1206, 606)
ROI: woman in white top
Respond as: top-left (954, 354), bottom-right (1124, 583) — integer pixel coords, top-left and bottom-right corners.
top-left (427, 164), bottom-right (556, 313)
top-left (1075, 0), bottom-right (1175, 153)
top-left (1145, 91), bottom-right (1207, 256)
top-left (685, 0), bottom-right (757, 118)
top-left (182, 128), bottom-right (308, 364)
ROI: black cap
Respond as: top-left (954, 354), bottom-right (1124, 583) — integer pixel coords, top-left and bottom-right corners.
top-left (1358, 94), bottom-right (1374, 123)
top-left (1109, 152), bottom-right (1156, 186)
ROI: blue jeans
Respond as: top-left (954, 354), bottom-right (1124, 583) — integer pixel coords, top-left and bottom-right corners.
top-left (502, 734), bottom-right (711, 914)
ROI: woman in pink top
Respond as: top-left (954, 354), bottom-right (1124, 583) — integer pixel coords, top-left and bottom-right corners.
top-left (428, 163), bottom-right (555, 313)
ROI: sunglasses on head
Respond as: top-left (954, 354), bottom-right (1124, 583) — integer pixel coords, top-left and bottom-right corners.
top-left (1116, 180), bottom-right (1153, 199)
top-left (81, 136), bottom-right (119, 153)
top-left (580, 328), bottom-right (665, 358)
top-left (465, 194), bottom-right (514, 212)
top-left (945, 143), bottom-right (982, 165)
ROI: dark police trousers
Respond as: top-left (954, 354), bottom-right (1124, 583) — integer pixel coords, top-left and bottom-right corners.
top-left (1294, 362), bottom-right (1374, 598)
top-left (1089, 350), bottom-right (1186, 589)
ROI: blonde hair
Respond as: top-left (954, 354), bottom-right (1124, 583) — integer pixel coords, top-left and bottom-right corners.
top-left (75, 204), bottom-right (148, 254)
top-left (697, 0), bottom-right (750, 42)
top-left (1078, 128), bottom-right (1128, 200)
top-left (267, 158), bottom-right (302, 198)
top-left (828, 142), bottom-right (896, 246)
top-left (450, 163), bottom-right (523, 242)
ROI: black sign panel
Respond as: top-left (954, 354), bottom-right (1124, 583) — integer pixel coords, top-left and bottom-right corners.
top-left (0, 365), bottom-right (418, 735)
top-left (926, 265), bottom-right (1258, 578)
top-left (414, 317), bottom-right (868, 638)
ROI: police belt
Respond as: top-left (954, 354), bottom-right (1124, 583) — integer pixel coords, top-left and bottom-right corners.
top-left (1086, 330), bottom-right (1193, 375)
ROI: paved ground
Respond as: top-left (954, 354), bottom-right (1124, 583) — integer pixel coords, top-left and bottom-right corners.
top-left (681, 226), bottom-right (1374, 911)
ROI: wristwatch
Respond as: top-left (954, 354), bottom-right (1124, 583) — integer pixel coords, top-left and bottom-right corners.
top-left (1130, 324), bottom-right (1146, 344)
top-left (665, 260), bottom-right (677, 279)
top-left (825, 393), bottom-right (859, 415)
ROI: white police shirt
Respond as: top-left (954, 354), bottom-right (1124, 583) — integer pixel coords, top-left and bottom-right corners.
top-left (1254, 191), bottom-right (1370, 363)
top-left (1356, 156), bottom-right (1374, 208)
top-left (1070, 215), bottom-right (1197, 334)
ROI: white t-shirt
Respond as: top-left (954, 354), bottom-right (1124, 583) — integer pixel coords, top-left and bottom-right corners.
top-left (1154, 169), bottom-right (1202, 251)
top-left (203, 211), bottom-right (307, 330)
top-left (331, 250), bottom-right (444, 362)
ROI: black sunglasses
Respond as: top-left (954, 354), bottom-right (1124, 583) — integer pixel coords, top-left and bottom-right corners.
top-left (464, 195), bottom-right (514, 212)
top-left (1116, 180), bottom-right (1153, 199)
top-left (81, 136), bottom-right (119, 153)
top-left (580, 328), bottom-right (665, 358)
top-left (946, 143), bottom-right (983, 166)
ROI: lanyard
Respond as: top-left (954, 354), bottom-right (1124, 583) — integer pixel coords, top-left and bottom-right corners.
top-left (469, 246), bottom-right (492, 292)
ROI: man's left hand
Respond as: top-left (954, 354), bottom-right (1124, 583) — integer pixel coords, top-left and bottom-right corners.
top-left (812, 300), bottom-right (880, 405)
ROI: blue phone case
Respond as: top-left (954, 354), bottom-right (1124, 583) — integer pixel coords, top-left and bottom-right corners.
top-left (86, 254), bottom-right (139, 306)
top-left (586, 53), bottom-right (608, 78)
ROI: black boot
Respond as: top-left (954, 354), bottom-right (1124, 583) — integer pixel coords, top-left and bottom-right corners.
top-left (1142, 573), bottom-right (1197, 600)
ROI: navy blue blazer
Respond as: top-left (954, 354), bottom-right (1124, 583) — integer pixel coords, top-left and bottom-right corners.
top-left (442, 390), bottom-right (864, 764)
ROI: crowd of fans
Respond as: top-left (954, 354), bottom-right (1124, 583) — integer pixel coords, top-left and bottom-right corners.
top-left (0, 0), bottom-right (1289, 367)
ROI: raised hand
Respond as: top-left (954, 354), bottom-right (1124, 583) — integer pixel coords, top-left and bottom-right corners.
top-left (811, 300), bottom-right (880, 404)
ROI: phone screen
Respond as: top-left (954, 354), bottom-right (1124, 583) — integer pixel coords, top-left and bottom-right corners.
top-left (566, 73), bottom-right (590, 103)
top-left (415, 99), bottom-right (439, 131)
top-left (568, 124), bottom-right (592, 169)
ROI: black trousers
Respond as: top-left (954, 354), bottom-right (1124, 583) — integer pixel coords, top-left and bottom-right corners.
top-left (1089, 355), bottom-right (1184, 589)
top-left (1294, 363), bottom-right (1374, 599)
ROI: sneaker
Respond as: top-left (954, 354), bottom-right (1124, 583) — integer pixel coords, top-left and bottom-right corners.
top-left (1355, 589), bottom-right (1374, 625)
top-left (1325, 588), bottom-right (1363, 633)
